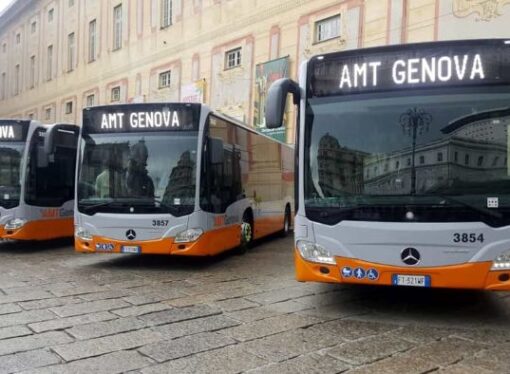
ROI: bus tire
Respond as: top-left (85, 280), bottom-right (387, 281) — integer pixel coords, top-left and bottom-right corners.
top-left (281, 205), bottom-right (291, 237)
top-left (238, 210), bottom-right (254, 254)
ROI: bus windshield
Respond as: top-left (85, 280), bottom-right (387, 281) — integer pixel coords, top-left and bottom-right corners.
top-left (78, 131), bottom-right (198, 216)
top-left (305, 86), bottom-right (510, 227)
top-left (0, 143), bottom-right (24, 209)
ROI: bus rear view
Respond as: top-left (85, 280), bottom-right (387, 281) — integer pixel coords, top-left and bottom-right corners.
top-left (267, 39), bottom-right (510, 290)
top-left (0, 119), bottom-right (78, 240)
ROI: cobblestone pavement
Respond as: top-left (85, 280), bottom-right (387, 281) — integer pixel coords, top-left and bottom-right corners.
top-left (0, 236), bottom-right (510, 373)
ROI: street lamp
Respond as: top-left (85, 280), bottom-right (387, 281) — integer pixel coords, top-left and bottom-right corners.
top-left (400, 107), bottom-right (432, 195)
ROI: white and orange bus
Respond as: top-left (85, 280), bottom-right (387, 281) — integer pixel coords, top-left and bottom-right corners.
top-left (0, 119), bottom-right (79, 240)
top-left (266, 39), bottom-right (510, 290)
top-left (74, 103), bottom-right (293, 256)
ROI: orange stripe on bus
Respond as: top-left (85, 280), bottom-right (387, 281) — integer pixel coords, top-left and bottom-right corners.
top-left (253, 214), bottom-right (284, 239)
top-left (1, 218), bottom-right (74, 241)
top-left (295, 249), bottom-right (510, 291)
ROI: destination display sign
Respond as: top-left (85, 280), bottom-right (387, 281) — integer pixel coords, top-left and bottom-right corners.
top-left (82, 104), bottom-right (201, 134)
top-left (0, 120), bottom-right (30, 142)
top-left (309, 41), bottom-right (510, 97)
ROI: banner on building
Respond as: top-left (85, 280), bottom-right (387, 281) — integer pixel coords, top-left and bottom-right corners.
top-left (181, 80), bottom-right (206, 103)
top-left (253, 56), bottom-right (289, 142)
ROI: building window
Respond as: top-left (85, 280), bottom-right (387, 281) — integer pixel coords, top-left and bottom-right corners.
top-left (30, 55), bottom-right (36, 88)
top-left (465, 154), bottom-right (470, 165)
top-left (161, 0), bottom-right (172, 28)
top-left (113, 4), bottom-right (123, 50)
top-left (419, 155), bottom-right (425, 165)
top-left (454, 151), bottom-right (458, 163)
top-left (48, 8), bottom-right (54, 23)
top-left (88, 19), bottom-right (97, 62)
top-left (111, 86), bottom-right (121, 102)
top-left (395, 161), bottom-right (400, 169)
top-left (47, 45), bottom-right (53, 80)
top-left (31, 21), bottom-right (37, 34)
top-left (86, 94), bottom-right (95, 107)
top-left (14, 64), bottom-right (20, 96)
top-left (1, 72), bottom-right (6, 100)
top-left (16, 33), bottom-right (20, 44)
top-left (477, 156), bottom-right (484, 167)
top-left (225, 47), bottom-right (241, 69)
top-left (407, 158), bottom-right (411, 166)
top-left (159, 70), bottom-right (171, 88)
top-left (45, 107), bottom-right (52, 120)
top-left (492, 156), bottom-right (500, 167)
top-left (67, 32), bottom-right (75, 72)
top-left (437, 152), bottom-right (443, 162)
top-left (65, 101), bottom-right (73, 114)
top-left (2, 43), bottom-right (6, 53)
top-left (315, 15), bottom-right (341, 43)
top-left (28, 113), bottom-right (34, 120)
top-left (69, 0), bottom-right (74, 7)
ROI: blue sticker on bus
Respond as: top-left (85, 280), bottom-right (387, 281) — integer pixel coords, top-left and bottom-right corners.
top-left (354, 267), bottom-right (366, 279)
top-left (342, 267), bottom-right (353, 278)
top-left (367, 268), bottom-right (379, 281)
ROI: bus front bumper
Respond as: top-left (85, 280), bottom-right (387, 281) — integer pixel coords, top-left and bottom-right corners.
top-left (295, 249), bottom-right (510, 291)
top-left (75, 225), bottom-right (242, 256)
top-left (0, 219), bottom-right (73, 241)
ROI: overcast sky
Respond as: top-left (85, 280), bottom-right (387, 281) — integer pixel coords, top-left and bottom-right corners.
top-left (0, 0), bottom-right (14, 15)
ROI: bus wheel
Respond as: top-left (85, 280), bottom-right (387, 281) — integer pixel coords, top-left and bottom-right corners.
top-left (238, 211), bottom-right (253, 254)
top-left (281, 205), bottom-right (291, 237)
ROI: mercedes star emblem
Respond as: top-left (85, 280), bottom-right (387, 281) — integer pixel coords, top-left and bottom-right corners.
top-left (126, 229), bottom-right (136, 241)
top-left (401, 247), bottom-right (421, 266)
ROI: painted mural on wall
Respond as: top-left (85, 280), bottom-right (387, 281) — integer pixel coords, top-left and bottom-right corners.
top-left (439, 0), bottom-right (510, 39)
top-left (253, 56), bottom-right (289, 142)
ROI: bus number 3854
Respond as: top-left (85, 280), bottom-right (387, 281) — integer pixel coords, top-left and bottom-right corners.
top-left (453, 233), bottom-right (485, 243)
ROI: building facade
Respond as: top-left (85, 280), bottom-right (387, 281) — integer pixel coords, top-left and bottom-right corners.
top-left (0, 0), bottom-right (509, 143)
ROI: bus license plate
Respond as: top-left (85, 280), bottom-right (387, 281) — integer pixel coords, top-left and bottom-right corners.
top-left (392, 275), bottom-right (431, 287)
top-left (121, 245), bottom-right (141, 254)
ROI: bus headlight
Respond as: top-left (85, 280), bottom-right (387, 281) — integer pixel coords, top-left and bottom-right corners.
top-left (175, 228), bottom-right (203, 243)
top-left (296, 240), bottom-right (336, 265)
top-left (75, 227), bottom-right (93, 241)
top-left (4, 218), bottom-right (27, 230)
top-left (491, 251), bottom-right (510, 270)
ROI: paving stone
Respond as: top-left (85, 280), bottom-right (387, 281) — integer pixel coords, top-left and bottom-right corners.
top-left (391, 325), bottom-right (454, 344)
top-left (156, 315), bottom-right (240, 339)
top-left (28, 311), bottom-right (117, 333)
top-left (20, 350), bottom-right (153, 374)
top-left (461, 343), bottom-right (510, 372)
top-left (210, 297), bottom-right (259, 312)
top-left (347, 354), bottom-right (438, 374)
top-left (311, 319), bottom-right (398, 342)
top-left (223, 314), bottom-right (320, 342)
top-left (112, 303), bottom-right (171, 318)
top-left (245, 286), bottom-right (316, 305)
top-left (166, 293), bottom-right (222, 307)
top-left (139, 332), bottom-right (236, 362)
top-left (0, 349), bottom-right (61, 373)
top-left (226, 306), bottom-right (279, 323)
top-left (435, 363), bottom-right (494, 374)
top-left (0, 303), bottom-right (22, 315)
top-left (51, 299), bottom-right (130, 317)
top-left (142, 344), bottom-right (268, 374)
top-left (242, 328), bottom-right (340, 362)
top-left (0, 325), bottom-right (33, 340)
top-left (0, 309), bottom-right (56, 328)
top-left (66, 317), bottom-right (151, 340)
top-left (79, 289), bottom-right (133, 302)
top-left (403, 337), bottom-right (485, 367)
top-left (249, 353), bottom-right (350, 374)
top-left (139, 304), bottom-right (220, 325)
top-left (0, 331), bottom-right (73, 356)
top-left (18, 297), bottom-right (82, 311)
top-left (327, 334), bottom-right (414, 365)
top-left (51, 285), bottom-right (111, 297)
top-left (264, 299), bottom-right (312, 314)
top-left (53, 328), bottom-right (166, 362)
top-left (0, 290), bottom-right (53, 305)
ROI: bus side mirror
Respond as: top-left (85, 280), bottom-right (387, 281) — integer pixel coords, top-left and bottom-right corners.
top-left (44, 124), bottom-right (79, 158)
top-left (265, 78), bottom-right (301, 129)
top-left (209, 137), bottom-right (224, 164)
